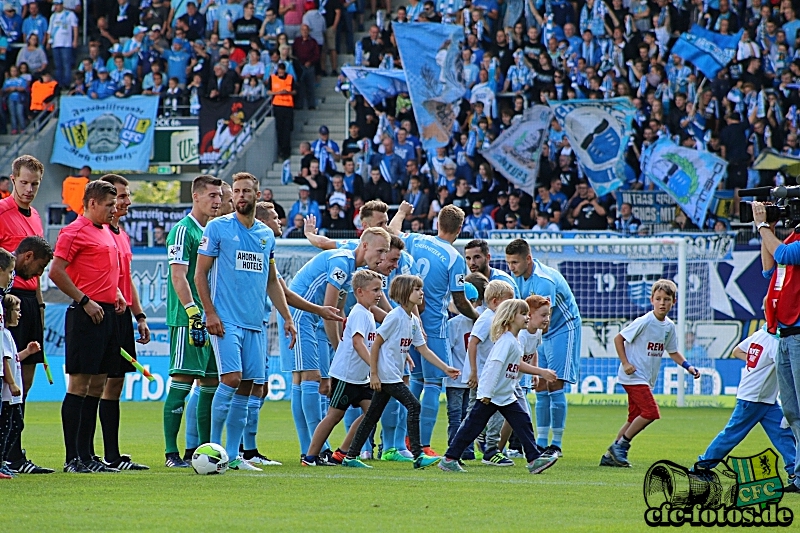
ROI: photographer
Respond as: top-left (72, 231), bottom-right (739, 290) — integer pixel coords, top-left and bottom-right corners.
top-left (753, 201), bottom-right (800, 493)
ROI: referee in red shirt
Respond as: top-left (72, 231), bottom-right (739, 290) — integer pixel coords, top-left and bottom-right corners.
top-left (0, 155), bottom-right (51, 474)
top-left (49, 181), bottom-right (126, 474)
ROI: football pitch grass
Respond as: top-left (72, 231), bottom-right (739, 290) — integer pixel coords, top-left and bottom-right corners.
top-left (6, 401), bottom-right (798, 532)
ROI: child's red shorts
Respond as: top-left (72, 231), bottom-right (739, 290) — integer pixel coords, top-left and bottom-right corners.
top-left (622, 384), bottom-right (661, 422)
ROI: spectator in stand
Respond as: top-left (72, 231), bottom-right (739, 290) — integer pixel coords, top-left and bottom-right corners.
top-left (285, 213), bottom-right (307, 238)
top-left (262, 188), bottom-right (286, 225)
top-left (301, 0), bottom-right (325, 56)
top-left (311, 125), bottom-right (340, 174)
top-left (448, 178), bottom-right (472, 211)
top-left (532, 211), bottom-right (560, 232)
top-left (1, 3), bottom-right (22, 53)
top-left (320, 0), bottom-right (341, 75)
top-left (89, 66), bottom-right (117, 99)
top-left (141, 0), bottom-right (170, 34)
top-left (115, 72), bottom-right (140, 98)
top-left (218, 0), bottom-right (244, 40)
top-left (499, 190), bottom-right (531, 229)
top-left (568, 181), bottom-right (609, 230)
top-left (109, 0), bottom-right (139, 39)
top-left (340, 121), bottom-right (362, 163)
top-left (259, 8), bottom-right (283, 50)
top-left (464, 200), bottom-right (495, 238)
top-left (535, 183), bottom-right (562, 226)
top-left (241, 48), bottom-right (265, 78)
top-left (46, 0), bottom-right (77, 88)
top-left (321, 197), bottom-right (353, 233)
top-left (359, 25), bottom-right (383, 67)
top-left (108, 54), bottom-right (132, 84)
top-left (491, 190), bottom-right (509, 225)
top-left (503, 213), bottom-right (520, 230)
top-left (29, 70), bottom-right (57, 114)
top-left (402, 173), bottom-right (429, 227)
top-left (144, 71), bottom-right (167, 97)
top-left (340, 159), bottom-right (363, 199)
top-left (240, 74), bottom-right (267, 100)
top-left (22, 1), bottom-right (47, 43)
top-left (614, 202), bottom-right (642, 235)
top-left (181, 2), bottom-right (207, 40)
top-left (427, 185), bottom-right (450, 230)
top-left (294, 158), bottom-right (329, 206)
top-left (292, 24), bottom-right (319, 109)
top-left (3, 65), bottom-right (27, 133)
top-left (288, 185), bottom-right (322, 227)
top-left (370, 136), bottom-right (405, 201)
top-left (206, 62), bottom-right (236, 99)
top-left (280, 0), bottom-right (304, 39)
top-left (162, 77), bottom-right (184, 114)
top-left (0, 176), bottom-right (10, 199)
top-left (363, 167), bottom-right (393, 204)
top-left (121, 25), bottom-right (147, 72)
top-left (16, 33), bottom-right (46, 76)
top-left (231, 2), bottom-right (262, 48)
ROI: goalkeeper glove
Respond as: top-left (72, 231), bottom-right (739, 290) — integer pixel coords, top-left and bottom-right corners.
top-left (185, 303), bottom-right (208, 347)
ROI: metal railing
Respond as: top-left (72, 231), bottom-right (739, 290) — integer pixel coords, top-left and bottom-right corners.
top-left (207, 97), bottom-right (274, 179)
top-left (0, 100), bottom-right (59, 173)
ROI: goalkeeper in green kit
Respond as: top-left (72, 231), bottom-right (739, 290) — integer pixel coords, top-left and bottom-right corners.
top-left (163, 175), bottom-right (224, 468)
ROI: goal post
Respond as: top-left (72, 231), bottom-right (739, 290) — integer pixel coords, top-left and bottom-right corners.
top-left (273, 233), bottom-right (733, 407)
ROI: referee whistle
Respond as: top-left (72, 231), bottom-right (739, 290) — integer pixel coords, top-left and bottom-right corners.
top-left (120, 348), bottom-right (156, 382)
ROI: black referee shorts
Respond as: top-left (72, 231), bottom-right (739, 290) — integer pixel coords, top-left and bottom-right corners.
top-left (65, 302), bottom-right (120, 376)
top-left (8, 289), bottom-right (44, 366)
top-left (107, 308), bottom-right (137, 379)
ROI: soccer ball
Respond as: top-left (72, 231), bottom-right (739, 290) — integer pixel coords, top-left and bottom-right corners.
top-left (191, 443), bottom-right (229, 475)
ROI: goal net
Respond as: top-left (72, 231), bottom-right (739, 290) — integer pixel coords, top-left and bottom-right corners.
top-left (271, 232), bottom-right (736, 406)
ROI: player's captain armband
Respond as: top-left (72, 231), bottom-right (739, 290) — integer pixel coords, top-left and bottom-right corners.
top-left (198, 236), bottom-right (209, 251)
top-left (269, 249), bottom-right (275, 264)
top-left (168, 244), bottom-right (183, 261)
top-left (235, 250), bottom-right (264, 272)
top-left (455, 273), bottom-right (465, 287)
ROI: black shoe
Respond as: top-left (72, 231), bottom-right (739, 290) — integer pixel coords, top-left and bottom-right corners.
top-left (165, 452), bottom-right (190, 468)
top-left (9, 452), bottom-right (55, 474)
top-left (542, 445), bottom-right (563, 458)
top-left (777, 482), bottom-right (800, 493)
top-left (301, 455), bottom-right (337, 466)
top-left (183, 447), bottom-right (196, 463)
top-left (85, 457), bottom-right (120, 473)
top-left (599, 454), bottom-right (629, 467)
top-left (106, 454), bottom-right (149, 471)
top-left (319, 448), bottom-right (335, 464)
top-left (63, 458), bottom-right (91, 474)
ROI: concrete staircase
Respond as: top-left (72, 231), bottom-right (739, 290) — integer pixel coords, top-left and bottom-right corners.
top-left (264, 53), bottom-right (357, 207)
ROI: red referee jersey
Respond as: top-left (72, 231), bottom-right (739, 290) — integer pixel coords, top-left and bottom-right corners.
top-left (54, 216), bottom-right (120, 304)
top-left (109, 225), bottom-right (133, 305)
top-left (0, 196), bottom-right (44, 291)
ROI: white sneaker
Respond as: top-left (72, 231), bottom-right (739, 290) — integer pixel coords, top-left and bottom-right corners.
top-left (230, 456), bottom-right (263, 471)
top-left (360, 451), bottom-right (373, 460)
top-left (398, 449), bottom-right (414, 459)
top-left (247, 453), bottom-right (282, 466)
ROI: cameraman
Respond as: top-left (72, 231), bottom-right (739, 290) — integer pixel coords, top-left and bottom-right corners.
top-left (754, 201), bottom-right (800, 493)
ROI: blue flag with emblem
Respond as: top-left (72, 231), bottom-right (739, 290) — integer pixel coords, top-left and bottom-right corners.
top-left (641, 136), bottom-right (727, 228)
top-left (671, 26), bottom-right (744, 79)
top-left (281, 158), bottom-right (292, 184)
top-left (394, 23), bottom-right (466, 152)
top-left (51, 95), bottom-right (159, 172)
top-left (552, 98), bottom-right (635, 196)
top-left (341, 67), bottom-right (408, 108)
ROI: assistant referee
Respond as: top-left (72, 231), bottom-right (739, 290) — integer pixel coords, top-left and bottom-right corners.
top-left (49, 181), bottom-right (125, 474)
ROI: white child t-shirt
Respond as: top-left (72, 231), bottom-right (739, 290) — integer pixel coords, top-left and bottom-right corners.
top-left (518, 329), bottom-right (542, 389)
top-left (735, 328), bottom-right (780, 404)
top-left (616, 311), bottom-right (678, 388)
top-left (446, 313), bottom-right (473, 389)
top-left (328, 303), bottom-right (376, 385)
top-left (2, 329), bottom-right (22, 404)
top-left (376, 306), bottom-right (425, 384)
top-left (463, 307), bottom-right (495, 384)
top-left (476, 331), bottom-right (523, 406)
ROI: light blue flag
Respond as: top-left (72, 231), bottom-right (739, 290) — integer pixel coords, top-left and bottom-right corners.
top-left (641, 136), bottom-right (727, 228)
top-left (552, 98), bottom-right (635, 196)
top-left (52, 96), bottom-right (159, 172)
top-left (670, 26), bottom-right (743, 79)
top-left (281, 158), bottom-right (292, 184)
top-left (394, 23), bottom-right (466, 152)
top-left (341, 67), bottom-right (408, 108)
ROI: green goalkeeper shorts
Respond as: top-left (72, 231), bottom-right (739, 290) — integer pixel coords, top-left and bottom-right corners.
top-left (169, 326), bottom-right (218, 377)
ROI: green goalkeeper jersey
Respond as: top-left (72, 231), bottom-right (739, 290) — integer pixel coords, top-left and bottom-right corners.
top-left (166, 214), bottom-right (205, 327)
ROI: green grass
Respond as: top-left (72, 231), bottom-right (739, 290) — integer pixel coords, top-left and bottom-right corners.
top-left (5, 402), bottom-right (798, 532)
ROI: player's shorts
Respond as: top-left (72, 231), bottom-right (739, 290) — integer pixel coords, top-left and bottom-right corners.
top-left (279, 314), bottom-right (320, 373)
top-left (315, 323), bottom-right (333, 379)
top-left (622, 384), bottom-right (660, 422)
top-left (541, 325), bottom-right (581, 384)
top-left (169, 326), bottom-right (217, 378)
top-left (329, 377), bottom-right (373, 411)
top-left (255, 323), bottom-right (270, 385)
top-left (210, 324), bottom-right (264, 381)
top-left (8, 289), bottom-right (44, 366)
top-left (65, 302), bottom-right (120, 376)
top-left (108, 308), bottom-right (137, 378)
top-left (409, 336), bottom-right (451, 381)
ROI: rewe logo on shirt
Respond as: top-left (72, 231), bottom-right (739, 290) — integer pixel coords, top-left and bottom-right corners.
top-left (367, 332), bottom-right (376, 342)
top-left (400, 338), bottom-right (412, 347)
top-left (746, 343), bottom-right (763, 370)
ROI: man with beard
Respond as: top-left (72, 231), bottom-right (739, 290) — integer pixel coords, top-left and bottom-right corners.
top-left (87, 114), bottom-right (123, 153)
top-left (195, 172), bottom-right (297, 471)
top-left (463, 239), bottom-right (519, 297)
top-left (0, 155), bottom-right (53, 474)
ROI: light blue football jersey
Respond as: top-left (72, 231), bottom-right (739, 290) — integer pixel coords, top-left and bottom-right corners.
top-left (513, 259), bottom-right (581, 338)
top-left (198, 213), bottom-right (274, 331)
top-left (288, 249), bottom-right (356, 323)
top-left (400, 233), bottom-right (467, 338)
top-left (489, 266), bottom-right (520, 297)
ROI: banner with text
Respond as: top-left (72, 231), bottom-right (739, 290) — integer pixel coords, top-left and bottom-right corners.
top-left (617, 190), bottom-right (677, 226)
top-left (51, 96), bottom-right (159, 172)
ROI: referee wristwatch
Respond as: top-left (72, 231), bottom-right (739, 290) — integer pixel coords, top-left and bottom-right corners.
top-left (135, 313), bottom-right (147, 321)
top-left (756, 222), bottom-right (771, 232)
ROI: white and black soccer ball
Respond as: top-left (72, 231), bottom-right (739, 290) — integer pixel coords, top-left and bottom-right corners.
top-left (192, 443), bottom-right (229, 475)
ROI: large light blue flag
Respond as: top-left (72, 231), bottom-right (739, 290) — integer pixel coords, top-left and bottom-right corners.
top-left (341, 67), bottom-right (408, 107)
top-left (51, 96), bottom-right (159, 172)
top-left (671, 26), bottom-right (744, 79)
top-left (552, 98), bottom-right (635, 196)
top-left (641, 136), bottom-right (728, 228)
top-left (394, 23), bottom-right (466, 151)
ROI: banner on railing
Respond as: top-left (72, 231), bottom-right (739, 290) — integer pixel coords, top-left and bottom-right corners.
top-left (120, 205), bottom-right (191, 247)
top-left (617, 190), bottom-right (677, 226)
top-left (51, 96), bottom-right (159, 172)
top-left (198, 97), bottom-right (261, 165)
